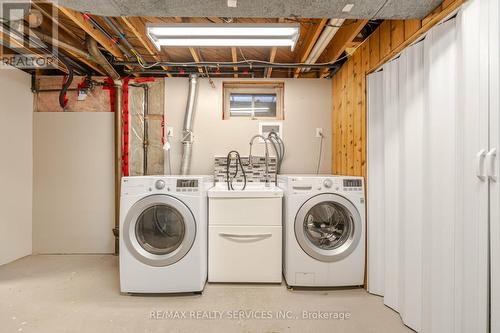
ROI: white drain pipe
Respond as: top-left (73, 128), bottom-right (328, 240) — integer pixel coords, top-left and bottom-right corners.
top-left (180, 74), bottom-right (199, 175)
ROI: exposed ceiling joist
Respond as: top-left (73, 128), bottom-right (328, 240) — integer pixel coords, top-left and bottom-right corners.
top-left (31, 2), bottom-right (81, 44)
top-left (177, 17), bottom-right (205, 75)
top-left (207, 17), bottom-right (225, 24)
top-left (33, 30), bottom-right (105, 74)
top-left (120, 17), bottom-right (155, 56)
top-left (18, 6), bottom-right (386, 78)
top-left (265, 17), bottom-right (284, 78)
top-left (0, 29), bottom-right (68, 73)
top-left (56, 6), bottom-right (123, 58)
top-left (318, 19), bottom-right (368, 77)
top-left (265, 47), bottom-right (277, 78)
top-left (25, 5), bottom-right (104, 74)
top-left (293, 18), bottom-right (328, 78)
top-left (188, 47), bottom-right (204, 74)
top-left (120, 17), bottom-right (172, 77)
top-left (231, 47), bottom-right (238, 78)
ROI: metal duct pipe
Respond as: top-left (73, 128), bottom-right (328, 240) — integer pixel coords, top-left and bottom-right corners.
top-left (86, 35), bottom-right (120, 81)
top-left (87, 35), bottom-right (122, 254)
top-left (180, 74), bottom-right (199, 175)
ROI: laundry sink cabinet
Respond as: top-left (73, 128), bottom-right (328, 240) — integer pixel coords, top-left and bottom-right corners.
top-left (207, 184), bottom-right (283, 283)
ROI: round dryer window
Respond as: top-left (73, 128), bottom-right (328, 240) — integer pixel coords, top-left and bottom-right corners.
top-left (295, 193), bottom-right (361, 262)
top-left (123, 194), bottom-right (196, 267)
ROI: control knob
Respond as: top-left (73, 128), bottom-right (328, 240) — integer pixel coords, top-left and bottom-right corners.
top-left (323, 179), bottom-right (333, 189)
top-left (155, 180), bottom-right (166, 190)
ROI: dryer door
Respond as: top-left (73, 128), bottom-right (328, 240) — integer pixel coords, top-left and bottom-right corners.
top-left (123, 194), bottom-right (196, 267)
top-left (295, 193), bottom-right (362, 262)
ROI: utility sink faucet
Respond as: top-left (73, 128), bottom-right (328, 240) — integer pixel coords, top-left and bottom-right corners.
top-left (248, 134), bottom-right (274, 187)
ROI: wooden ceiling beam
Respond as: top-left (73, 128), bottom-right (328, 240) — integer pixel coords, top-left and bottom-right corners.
top-left (56, 6), bottom-right (123, 59)
top-left (188, 47), bottom-right (204, 74)
top-left (121, 17), bottom-right (156, 55)
top-left (265, 46), bottom-right (277, 78)
top-left (176, 17), bottom-right (204, 74)
top-left (120, 17), bottom-right (172, 77)
top-left (0, 29), bottom-right (68, 73)
top-left (231, 47), bottom-right (238, 78)
top-left (29, 12), bottom-right (105, 75)
top-left (56, 6), bottom-right (141, 76)
top-left (207, 17), bottom-right (225, 24)
top-left (293, 18), bottom-right (328, 78)
top-left (318, 19), bottom-right (368, 77)
top-left (265, 18), bottom-right (284, 78)
top-left (31, 2), bottom-right (81, 44)
top-left (46, 37), bottom-right (105, 74)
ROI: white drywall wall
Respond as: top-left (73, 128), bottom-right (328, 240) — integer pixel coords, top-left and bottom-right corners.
top-left (164, 78), bottom-right (332, 175)
top-left (33, 113), bottom-right (115, 254)
top-left (0, 68), bottom-right (33, 265)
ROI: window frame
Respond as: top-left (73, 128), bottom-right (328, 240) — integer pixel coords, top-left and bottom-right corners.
top-left (222, 82), bottom-right (284, 120)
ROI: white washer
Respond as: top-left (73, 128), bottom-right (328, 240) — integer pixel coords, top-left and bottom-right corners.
top-left (278, 175), bottom-right (365, 287)
top-left (120, 175), bottom-right (213, 293)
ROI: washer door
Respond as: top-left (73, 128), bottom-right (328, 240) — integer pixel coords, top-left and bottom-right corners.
top-left (295, 193), bottom-right (362, 262)
top-left (123, 194), bottom-right (196, 267)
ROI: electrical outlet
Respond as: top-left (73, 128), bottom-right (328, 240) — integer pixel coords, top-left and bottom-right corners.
top-left (166, 126), bottom-right (174, 138)
top-left (316, 128), bottom-right (324, 138)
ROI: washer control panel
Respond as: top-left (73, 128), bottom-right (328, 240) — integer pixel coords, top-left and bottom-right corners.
top-left (176, 179), bottom-right (199, 192)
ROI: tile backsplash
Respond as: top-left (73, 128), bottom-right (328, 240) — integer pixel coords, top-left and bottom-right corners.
top-left (214, 155), bottom-right (277, 183)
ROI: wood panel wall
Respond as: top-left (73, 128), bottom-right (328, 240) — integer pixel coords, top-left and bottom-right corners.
top-left (331, 0), bottom-right (465, 178)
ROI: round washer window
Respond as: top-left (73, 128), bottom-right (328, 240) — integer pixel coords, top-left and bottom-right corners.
top-left (135, 205), bottom-right (186, 255)
top-left (303, 202), bottom-right (353, 250)
top-left (294, 193), bottom-right (362, 262)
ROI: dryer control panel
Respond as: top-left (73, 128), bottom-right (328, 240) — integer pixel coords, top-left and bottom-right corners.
top-left (343, 179), bottom-right (363, 192)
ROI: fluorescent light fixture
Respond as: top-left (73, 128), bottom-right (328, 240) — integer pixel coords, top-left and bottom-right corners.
top-left (301, 18), bottom-right (345, 72)
top-left (146, 24), bottom-right (300, 50)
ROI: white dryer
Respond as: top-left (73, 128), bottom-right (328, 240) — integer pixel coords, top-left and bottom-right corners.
top-left (120, 175), bottom-right (213, 293)
top-left (278, 175), bottom-right (365, 287)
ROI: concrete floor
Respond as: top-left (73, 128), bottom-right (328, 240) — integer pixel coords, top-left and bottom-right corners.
top-left (0, 255), bottom-right (412, 333)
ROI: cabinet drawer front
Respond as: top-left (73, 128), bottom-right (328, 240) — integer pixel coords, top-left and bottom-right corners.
top-left (208, 225), bottom-right (282, 283)
top-left (209, 197), bottom-right (282, 226)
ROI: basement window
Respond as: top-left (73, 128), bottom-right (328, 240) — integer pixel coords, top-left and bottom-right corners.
top-left (223, 82), bottom-right (284, 120)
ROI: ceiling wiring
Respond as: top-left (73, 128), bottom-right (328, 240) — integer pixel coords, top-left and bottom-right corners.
top-left (115, 41), bottom-right (363, 70)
